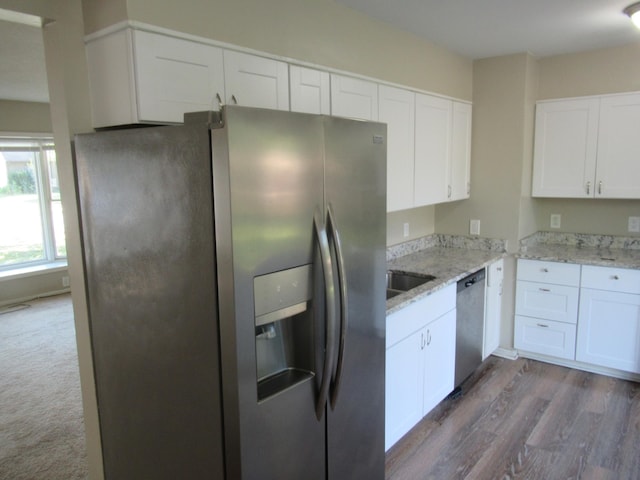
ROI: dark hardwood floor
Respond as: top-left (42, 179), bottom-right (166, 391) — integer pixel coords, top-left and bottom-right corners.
top-left (385, 356), bottom-right (640, 480)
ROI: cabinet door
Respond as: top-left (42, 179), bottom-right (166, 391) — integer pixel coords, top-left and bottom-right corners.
top-left (450, 101), bottom-right (472, 201)
top-left (483, 259), bottom-right (503, 359)
top-left (379, 85), bottom-right (415, 212)
top-left (423, 309), bottom-right (456, 415)
top-left (134, 31), bottom-right (226, 123)
top-left (223, 50), bottom-right (289, 110)
top-left (576, 288), bottom-right (640, 373)
top-left (595, 93), bottom-right (640, 199)
top-left (289, 65), bottom-right (330, 115)
top-left (330, 74), bottom-right (378, 121)
top-left (414, 93), bottom-right (451, 206)
top-left (385, 330), bottom-right (424, 451)
top-left (531, 98), bottom-right (599, 198)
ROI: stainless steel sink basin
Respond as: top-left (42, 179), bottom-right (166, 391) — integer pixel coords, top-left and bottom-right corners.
top-left (387, 270), bottom-right (436, 291)
top-left (386, 270), bottom-right (436, 299)
top-left (386, 288), bottom-right (402, 300)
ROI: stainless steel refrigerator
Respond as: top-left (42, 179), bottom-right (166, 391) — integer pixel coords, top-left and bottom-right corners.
top-left (74, 106), bottom-right (386, 479)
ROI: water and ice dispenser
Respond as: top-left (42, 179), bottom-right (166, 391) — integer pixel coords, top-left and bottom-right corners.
top-left (254, 265), bottom-right (315, 401)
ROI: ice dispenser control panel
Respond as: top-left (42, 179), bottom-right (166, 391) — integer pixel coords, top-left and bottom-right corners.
top-left (254, 265), bottom-right (312, 327)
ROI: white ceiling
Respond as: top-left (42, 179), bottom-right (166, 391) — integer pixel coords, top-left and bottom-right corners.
top-left (335, 0), bottom-right (640, 59)
top-left (1, 1), bottom-right (640, 103)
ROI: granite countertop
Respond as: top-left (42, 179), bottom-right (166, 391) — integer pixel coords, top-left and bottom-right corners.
top-left (517, 232), bottom-right (640, 270)
top-left (386, 235), bottom-right (506, 315)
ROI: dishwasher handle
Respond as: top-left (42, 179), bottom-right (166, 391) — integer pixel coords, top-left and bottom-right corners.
top-left (457, 269), bottom-right (486, 292)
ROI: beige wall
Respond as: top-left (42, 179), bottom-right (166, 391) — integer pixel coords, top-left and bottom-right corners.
top-left (435, 53), bottom-right (534, 248)
top-left (123, 0), bottom-right (473, 101)
top-left (0, 100), bottom-right (52, 132)
top-left (534, 42), bottom-right (640, 237)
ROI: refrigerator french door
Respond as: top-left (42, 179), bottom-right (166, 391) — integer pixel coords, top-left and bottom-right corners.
top-left (74, 106), bottom-right (386, 479)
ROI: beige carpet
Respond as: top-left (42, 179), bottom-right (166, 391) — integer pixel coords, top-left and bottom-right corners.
top-left (0, 294), bottom-right (89, 479)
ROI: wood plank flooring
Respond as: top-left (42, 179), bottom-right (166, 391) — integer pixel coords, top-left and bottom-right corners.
top-left (385, 356), bottom-right (640, 480)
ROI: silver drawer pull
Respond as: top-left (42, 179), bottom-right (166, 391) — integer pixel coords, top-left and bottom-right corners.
top-left (611, 275), bottom-right (620, 280)
top-left (537, 323), bottom-right (549, 328)
top-left (539, 288), bottom-right (551, 292)
top-left (541, 268), bottom-right (549, 273)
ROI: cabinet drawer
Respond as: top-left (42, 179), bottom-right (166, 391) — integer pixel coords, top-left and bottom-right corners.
top-left (514, 315), bottom-right (576, 360)
top-left (517, 259), bottom-right (581, 286)
top-left (386, 284), bottom-right (456, 348)
top-left (515, 280), bottom-right (579, 323)
top-left (581, 265), bottom-right (640, 295)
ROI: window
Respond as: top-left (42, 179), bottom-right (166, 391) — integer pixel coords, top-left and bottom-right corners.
top-left (0, 137), bottom-right (66, 270)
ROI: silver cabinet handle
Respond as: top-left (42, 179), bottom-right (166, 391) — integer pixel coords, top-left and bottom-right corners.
top-left (420, 332), bottom-right (426, 350)
top-left (215, 93), bottom-right (222, 109)
top-left (541, 268), bottom-right (549, 273)
top-left (327, 204), bottom-right (347, 409)
top-left (539, 288), bottom-right (551, 292)
top-left (598, 181), bottom-right (602, 195)
top-left (427, 329), bottom-right (432, 346)
top-left (611, 275), bottom-right (620, 280)
top-left (537, 323), bottom-right (549, 328)
top-left (467, 182), bottom-right (471, 195)
top-left (231, 94), bottom-right (238, 105)
top-left (448, 185), bottom-right (452, 198)
top-left (313, 210), bottom-right (336, 420)
top-left (586, 181), bottom-right (591, 195)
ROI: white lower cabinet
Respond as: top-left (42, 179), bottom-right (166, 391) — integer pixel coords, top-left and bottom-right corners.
top-left (515, 260), bottom-right (640, 378)
top-left (514, 259), bottom-right (580, 360)
top-left (483, 259), bottom-right (503, 359)
top-left (385, 285), bottom-right (456, 451)
top-left (576, 266), bottom-right (640, 373)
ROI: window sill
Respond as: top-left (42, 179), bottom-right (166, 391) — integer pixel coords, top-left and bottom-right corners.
top-left (0, 261), bottom-right (68, 281)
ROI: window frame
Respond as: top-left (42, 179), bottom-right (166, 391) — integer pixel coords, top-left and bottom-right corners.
top-left (0, 134), bottom-right (67, 272)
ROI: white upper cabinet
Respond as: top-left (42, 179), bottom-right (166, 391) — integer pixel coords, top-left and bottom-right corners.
top-left (414, 94), bottom-right (451, 206)
top-left (330, 74), bottom-right (378, 121)
top-left (595, 93), bottom-right (640, 198)
top-left (223, 50), bottom-right (289, 111)
top-left (289, 65), bottom-right (330, 115)
top-left (86, 29), bottom-right (226, 127)
top-left (532, 98), bottom-right (599, 198)
top-left (532, 92), bottom-right (640, 199)
top-left (379, 85), bottom-right (415, 212)
top-left (450, 101), bottom-right (472, 201)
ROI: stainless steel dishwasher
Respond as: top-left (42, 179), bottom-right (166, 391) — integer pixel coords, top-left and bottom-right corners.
top-left (454, 268), bottom-right (486, 389)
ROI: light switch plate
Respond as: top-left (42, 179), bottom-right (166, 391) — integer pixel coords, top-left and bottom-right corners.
top-left (403, 222), bottom-right (410, 237)
top-left (470, 219), bottom-right (480, 236)
top-left (550, 214), bottom-right (561, 229)
top-left (628, 216), bottom-right (640, 233)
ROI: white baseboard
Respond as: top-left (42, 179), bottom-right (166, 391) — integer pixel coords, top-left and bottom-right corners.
top-left (0, 288), bottom-right (71, 308)
top-left (491, 347), bottom-right (519, 360)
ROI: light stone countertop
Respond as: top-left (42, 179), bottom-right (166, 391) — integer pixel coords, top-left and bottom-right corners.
top-left (517, 231), bottom-right (640, 270)
top-left (517, 244), bottom-right (640, 269)
top-left (386, 240), bottom-right (506, 315)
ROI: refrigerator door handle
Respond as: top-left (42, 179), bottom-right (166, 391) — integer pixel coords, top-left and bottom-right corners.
top-left (327, 204), bottom-right (348, 409)
top-left (314, 210), bottom-right (336, 420)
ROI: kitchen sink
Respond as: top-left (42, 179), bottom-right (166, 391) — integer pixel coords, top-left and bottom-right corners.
top-left (386, 270), bottom-right (436, 299)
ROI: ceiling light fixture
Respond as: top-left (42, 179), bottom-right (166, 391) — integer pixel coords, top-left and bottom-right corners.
top-left (624, 2), bottom-right (640, 29)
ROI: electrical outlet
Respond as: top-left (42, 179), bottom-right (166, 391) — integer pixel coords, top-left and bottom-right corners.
top-left (629, 216), bottom-right (640, 233)
top-left (403, 222), bottom-right (410, 238)
top-left (550, 214), bottom-right (561, 229)
top-left (470, 219), bottom-right (480, 236)
top-left (62, 276), bottom-right (70, 288)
